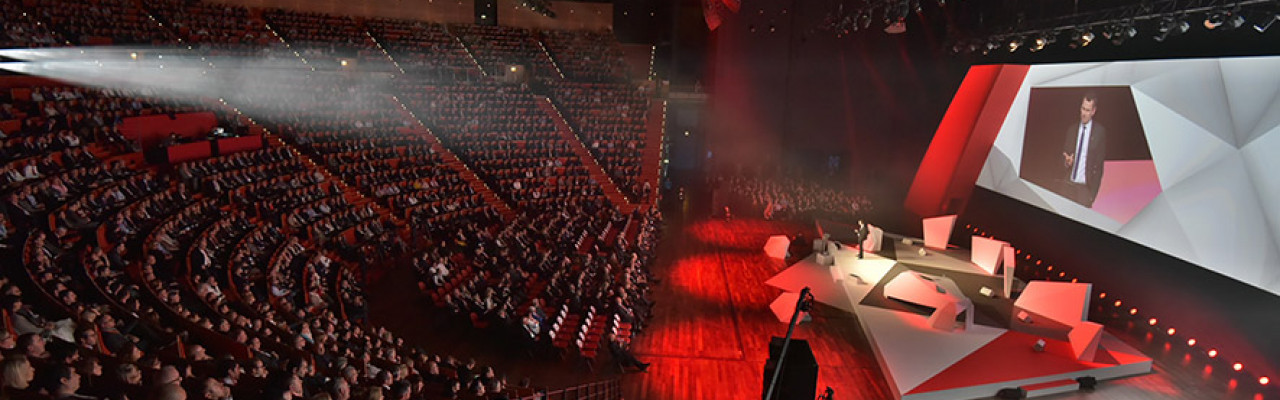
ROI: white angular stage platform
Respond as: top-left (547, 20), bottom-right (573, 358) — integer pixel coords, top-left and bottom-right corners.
top-left (765, 234), bottom-right (1152, 400)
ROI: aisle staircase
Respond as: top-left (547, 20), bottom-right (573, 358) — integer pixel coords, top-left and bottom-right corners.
top-left (637, 99), bottom-right (667, 209)
top-left (536, 97), bottom-right (634, 213)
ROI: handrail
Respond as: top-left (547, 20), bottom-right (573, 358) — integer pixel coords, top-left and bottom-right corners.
top-left (540, 377), bottom-right (623, 400)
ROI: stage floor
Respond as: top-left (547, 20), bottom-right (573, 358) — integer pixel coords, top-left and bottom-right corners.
top-left (767, 236), bottom-right (1153, 400)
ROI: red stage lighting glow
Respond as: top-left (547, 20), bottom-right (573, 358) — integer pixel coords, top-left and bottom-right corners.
top-left (1209, 349), bottom-right (1219, 358)
top-left (1167, 328), bottom-right (1176, 335)
top-left (1099, 292), bottom-right (1106, 298)
top-left (1129, 308), bottom-right (1138, 315)
top-left (1114, 300), bottom-right (1122, 307)
top-left (1233, 363), bottom-right (1243, 371)
top-left (1187, 338), bottom-right (1197, 346)
top-left (1260, 377), bottom-right (1270, 385)
top-left (1047, 266), bottom-right (1054, 271)
top-left (1148, 318), bottom-right (1158, 326)
top-left (1035, 260), bottom-right (1041, 265)
top-left (1058, 272), bottom-right (1066, 277)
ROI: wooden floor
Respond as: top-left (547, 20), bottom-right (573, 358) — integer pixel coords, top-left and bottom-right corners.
top-left (618, 207), bottom-right (891, 400)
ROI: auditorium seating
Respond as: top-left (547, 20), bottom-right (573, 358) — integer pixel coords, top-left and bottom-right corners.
top-left (1, 0), bottom-right (662, 397)
top-left (366, 18), bottom-right (485, 81)
top-left (540, 30), bottom-right (631, 82)
top-left (263, 9), bottom-right (398, 72)
top-left (145, 0), bottom-right (275, 56)
top-left (451, 24), bottom-right (561, 78)
top-left (28, 0), bottom-right (175, 46)
top-left (399, 80), bottom-right (608, 209)
top-left (549, 82), bottom-right (653, 200)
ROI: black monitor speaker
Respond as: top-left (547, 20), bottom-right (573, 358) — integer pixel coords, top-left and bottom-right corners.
top-left (1076, 376), bottom-right (1098, 390)
top-left (995, 387), bottom-right (1027, 399)
top-left (762, 337), bottom-right (818, 400)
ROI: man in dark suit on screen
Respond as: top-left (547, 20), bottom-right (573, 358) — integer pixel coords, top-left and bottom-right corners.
top-left (1062, 93), bottom-right (1107, 207)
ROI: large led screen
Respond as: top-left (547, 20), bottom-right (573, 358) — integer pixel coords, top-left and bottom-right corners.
top-left (975, 56), bottom-right (1280, 296)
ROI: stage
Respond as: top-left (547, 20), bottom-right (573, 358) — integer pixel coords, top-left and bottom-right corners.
top-left (765, 230), bottom-right (1153, 400)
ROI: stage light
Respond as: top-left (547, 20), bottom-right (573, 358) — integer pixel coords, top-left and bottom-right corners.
top-left (1058, 272), bottom-right (1065, 278)
top-left (1129, 308), bottom-right (1138, 315)
top-left (1254, 13), bottom-right (1279, 32)
top-left (1208, 349), bottom-right (1219, 358)
top-left (1225, 13), bottom-right (1246, 30)
top-left (1148, 318), bottom-right (1158, 326)
top-left (1046, 266), bottom-right (1053, 271)
top-left (1035, 260), bottom-right (1041, 265)
top-left (130, 52), bottom-right (138, 60)
top-left (1079, 31), bottom-right (1094, 46)
top-left (1007, 38), bottom-right (1022, 52)
top-left (1261, 377), bottom-right (1270, 385)
top-left (1187, 338), bottom-right (1197, 346)
top-left (1205, 11), bottom-right (1227, 29)
top-left (1167, 328), bottom-right (1176, 335)
top-left (340, 60), bottom-right (349, 67)
top-left (1099, 292), bottom-right (1106, 298)
top-left (1114, 300), bottom-right (1122, 307)
top-left (1233, 362), bottom-right (1243, 371)
top-left (1024, 36), bottom-right (1044, 51)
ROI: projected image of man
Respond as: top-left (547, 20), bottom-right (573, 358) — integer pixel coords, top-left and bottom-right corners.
top-left (1062, 93), bottom-right (1106, 207)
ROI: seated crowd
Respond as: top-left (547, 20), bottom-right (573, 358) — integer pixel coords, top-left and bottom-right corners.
top-left (538, 30), bottom-right (630, 83)
top-left (548, 82), bottom-right (653, 201)
top-left (366, 20), bottom-right (484, 82)
top-left (450, 25), bottom-right (559, 79)
top-left (1, 0), bottom-right (667, 398)
top-left (400, 81), bottom-right (605, 210)
top-left (722, 174), bottom-right (871, 220)
top-left (263, 9), bottom-right (398, 72)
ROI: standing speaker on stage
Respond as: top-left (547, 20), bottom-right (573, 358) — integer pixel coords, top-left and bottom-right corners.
top-left (856, 220), bottom-right (868, 259)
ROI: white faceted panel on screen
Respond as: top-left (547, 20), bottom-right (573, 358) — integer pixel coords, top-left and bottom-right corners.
top-left (1242, 131), bottom-right (1280, 292)
top-left (1130, 90), bottom-right (1237, 190)
top-left (977, 56), bottom-right (1280, 296)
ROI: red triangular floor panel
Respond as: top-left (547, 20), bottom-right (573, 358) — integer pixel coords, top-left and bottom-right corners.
top-left (907, 330), bottom-right (1117, 394)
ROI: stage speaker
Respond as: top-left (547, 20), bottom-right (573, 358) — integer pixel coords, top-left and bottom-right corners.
top-left (1076, 376), bottom-right (1098, 390)
top-left (995, 387), bottom-right (1027, 399)
top-left (762, 337), bottom-right (818, 400)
